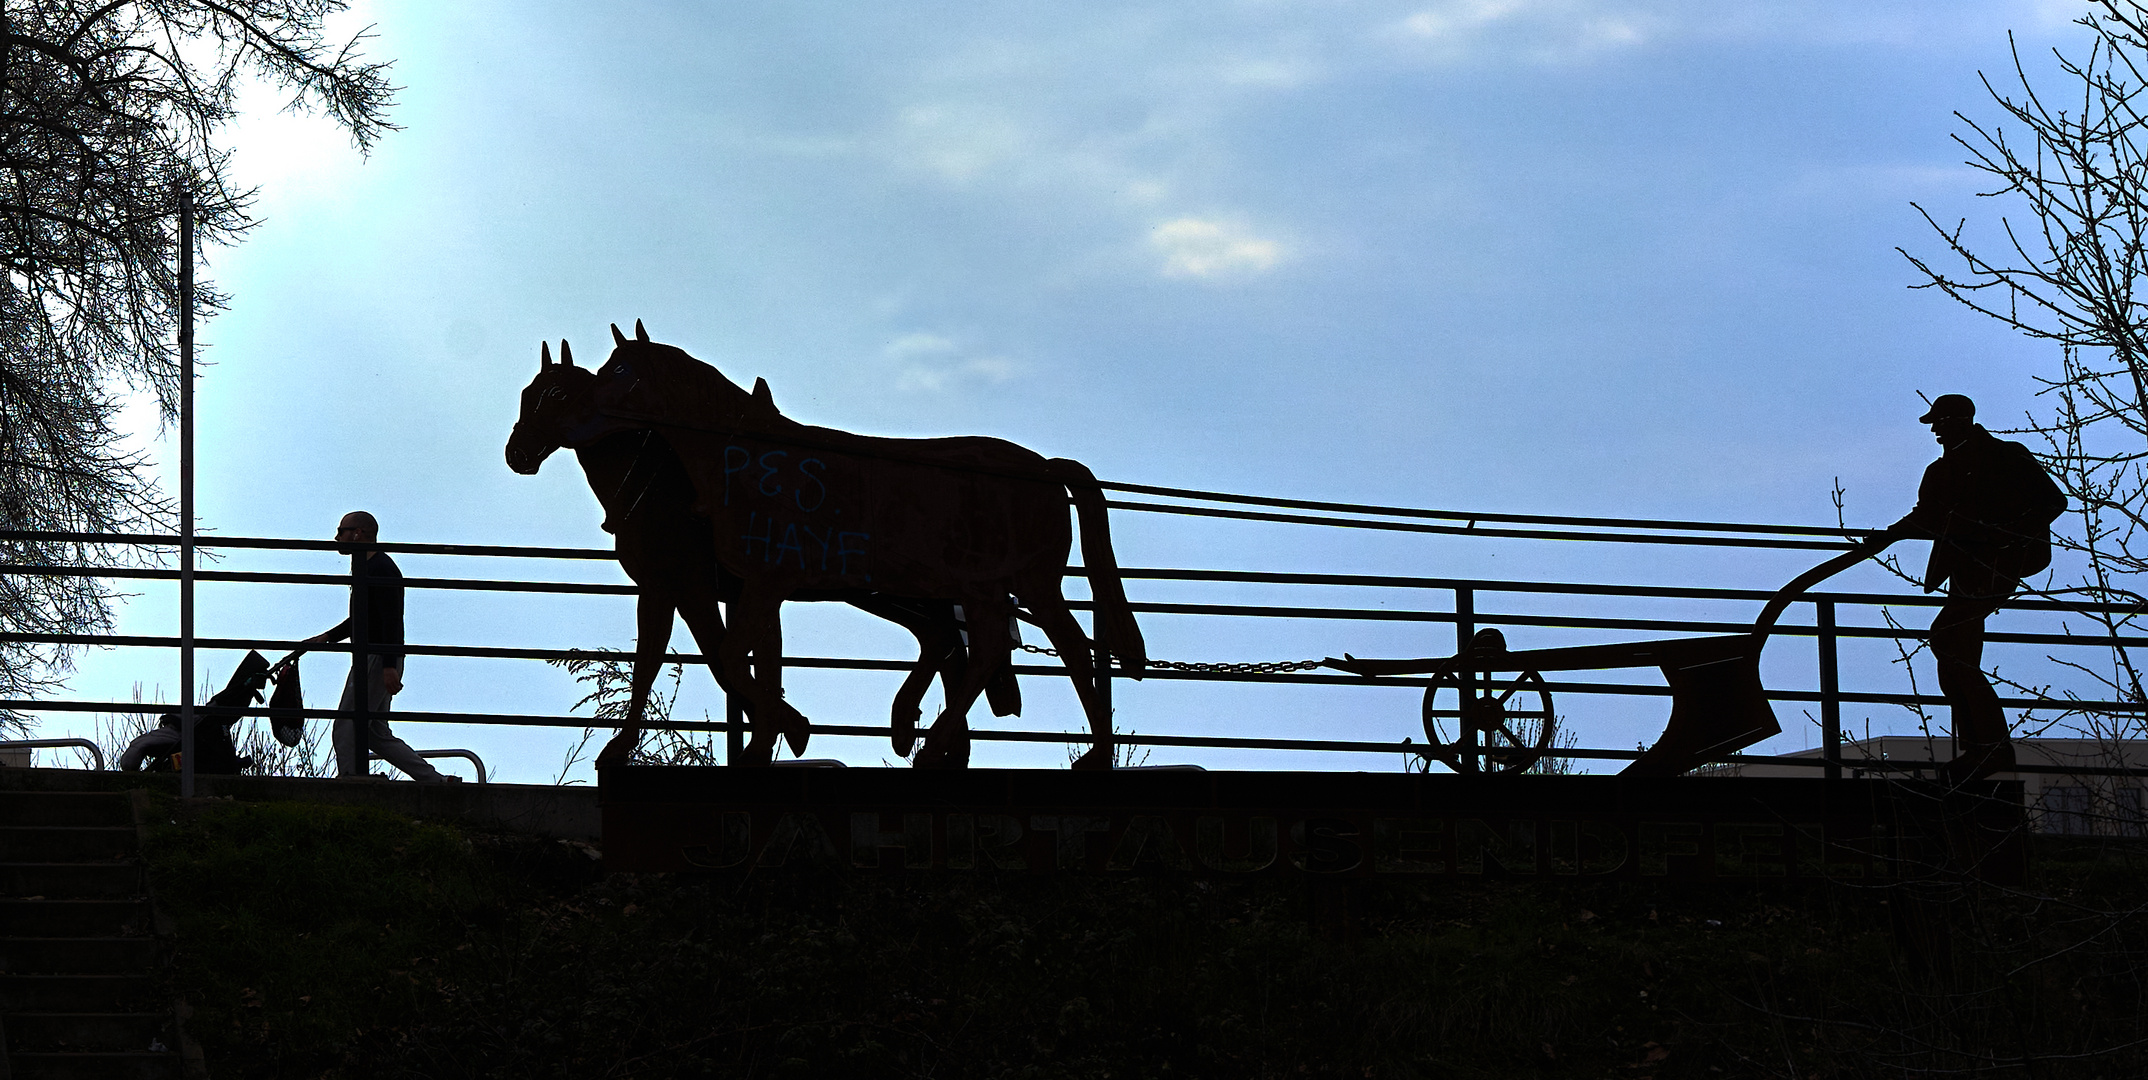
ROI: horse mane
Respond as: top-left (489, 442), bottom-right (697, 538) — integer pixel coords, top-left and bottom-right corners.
top-left (599, 340), bottom-right (781, 432)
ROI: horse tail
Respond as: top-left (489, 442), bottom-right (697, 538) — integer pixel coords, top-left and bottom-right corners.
top-left (1049, 457), bottom-right (1147, 678)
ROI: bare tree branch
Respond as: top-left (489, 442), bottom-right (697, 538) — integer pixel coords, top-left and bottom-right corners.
top-left (0, 1), bottom-right (397, 734)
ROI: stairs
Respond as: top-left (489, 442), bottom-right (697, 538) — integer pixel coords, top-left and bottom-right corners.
top-left (2, 790), bottom-right (200, 1079)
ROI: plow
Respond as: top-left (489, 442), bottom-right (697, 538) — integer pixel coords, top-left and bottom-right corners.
top-left (1326, 546), bottom-right (1874, 777)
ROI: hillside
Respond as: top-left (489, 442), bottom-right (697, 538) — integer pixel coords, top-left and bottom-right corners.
top-left (137, 795), bottom-right (2145, 1079)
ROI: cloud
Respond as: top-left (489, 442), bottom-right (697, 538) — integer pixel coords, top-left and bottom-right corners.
top-left (892, 103), bottom-right (1031, 184)
top-left (884, 332), bottom-right (1021, 391)
top-left (1150, 217), bottom-right (1284, 279)
top-left (1391, 0), bottom-right (1650, 60)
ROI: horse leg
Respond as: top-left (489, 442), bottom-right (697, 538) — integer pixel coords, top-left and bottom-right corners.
top-left (984, 605), bottom-right (1024, 717)
top-left (710, 565), bottom-right (781, 764)
top-left (675, 588), bottom-right (773, 767)
top-left (722, 579), bottom-right (810, 757)
top-left (595, 592), bottom-right (676, 770)
top-left (848, 595), bottom-right (963, 756)
top-left (1018, 585), bottom-right (1113, 770)
top-left (915, 596), bottom-right (1011, 770)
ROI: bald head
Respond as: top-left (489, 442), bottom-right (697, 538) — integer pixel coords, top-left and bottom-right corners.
top-left (336, 511), bottom-right (379, 544)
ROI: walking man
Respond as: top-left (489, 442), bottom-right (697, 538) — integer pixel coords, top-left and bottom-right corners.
top-left (1869, 395), bottom-right (2065, 783)
top-left (307, 511), bottom-right (445, 781)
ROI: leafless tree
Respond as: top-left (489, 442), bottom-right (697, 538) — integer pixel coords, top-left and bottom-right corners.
top-left (0, 2), bottom-right (396, 734)
top-left (1900, 0), bottom-right (2148, 749)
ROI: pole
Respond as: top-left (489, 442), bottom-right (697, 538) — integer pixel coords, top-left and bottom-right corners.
top-left (178, 184), bottom-right (196, 799)
top-left (725, 692), bottom-right (745, 765)
top-left (348, 548), bottom-right (371, 776)
top-left (1819, 599), bottom-right (1842, 781)
top-left (1093, 599), bottom-right (1113, 758)
top-left (1455, 586), bottom-right (1476, 774)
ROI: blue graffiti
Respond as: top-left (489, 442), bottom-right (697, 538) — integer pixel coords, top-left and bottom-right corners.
top-left (722, 445), bottom-right (750, 506)
top-left (838, 531), bottom-right (870, 580)
top-left (740, 513), bottom-right (867, 579)
top-left (773, 521), bottom-right (806, 568)
top-left (739, 511), bottom-right (774, 560)
top-left (758, 450), bottom-right (787, 498)
top-left (796, 458), bottom-right (827, 512)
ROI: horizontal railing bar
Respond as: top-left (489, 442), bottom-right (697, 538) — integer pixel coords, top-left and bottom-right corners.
top-left (1102, 568), bottom-right (2148, 616)
top-left (0, 565), bottom-right (637, 595)
top-left (5, 629), bottom-right (2144, 710)
top-left (10, 603), bottom-right (2142, 656)
top-left (1106, 500), bottom-right (1857, 550)
top-left (1099, 481), bottom-right (1879, 538)
top-left (1118, 603), bottom-right (2148, 648)
top-left (21, 702), bottom-right (2145, 776)
top-left (8, 558), bottom-right (2147, 622)
top-left (0, 530), bottom-right (621, 560)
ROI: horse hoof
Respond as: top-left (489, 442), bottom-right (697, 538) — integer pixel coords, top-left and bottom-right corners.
top-left (1070, 746), bottom-right (1114, 771)
top-left (892, 710), bottom-right (919, 756)
top-left (913, 740), bottom-right (970, 770)
top-left (595, 734), bottom-right (638, 771)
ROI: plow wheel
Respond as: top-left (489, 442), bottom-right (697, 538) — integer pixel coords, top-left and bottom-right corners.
top-left (1420, 667), bottom-right (1556, 774)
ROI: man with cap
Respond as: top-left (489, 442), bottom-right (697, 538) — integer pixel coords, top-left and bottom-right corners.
top-left (1866, 395), bottom-right (2066, 782)
top-left (305, 511), bottom-right (446, 781)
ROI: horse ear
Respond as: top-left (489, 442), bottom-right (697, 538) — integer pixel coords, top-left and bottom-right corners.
top-left (560, 340), bottom-right (575, 367)
top-left (634, 319), bottom-right (649, 342)
top-left (612, 323), bottom-right (629, 347)
top-left (540, 341), bottom-right (552, 368)
top-left (752, 377), bottom-right (776, 411)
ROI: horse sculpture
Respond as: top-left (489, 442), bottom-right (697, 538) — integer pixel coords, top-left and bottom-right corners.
top-left (569, 320), bottom-right (1145, 769)
top-left (506, 341), bottom-right (1022, 766)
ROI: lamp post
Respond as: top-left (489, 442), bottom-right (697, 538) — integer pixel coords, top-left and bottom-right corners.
top-left (178, 183), bottom-right (196, 799)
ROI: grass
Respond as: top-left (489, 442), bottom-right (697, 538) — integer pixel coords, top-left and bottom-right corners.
top-left (137, 796), bottom-right (2148, 1079)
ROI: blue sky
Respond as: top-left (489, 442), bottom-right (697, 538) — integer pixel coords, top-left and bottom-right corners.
top-left (38, 0), bottom-right (2109, 780)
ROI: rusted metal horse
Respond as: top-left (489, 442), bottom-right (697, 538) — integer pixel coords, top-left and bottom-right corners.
top-left (570, 321), bottom-right (1145, 770)
top-left (506, 341), bottom-right (1021, 766)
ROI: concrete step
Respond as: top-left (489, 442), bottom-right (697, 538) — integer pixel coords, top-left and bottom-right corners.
top-left (0, 826), bottom-right (137, 862)
top-left (0, 792), bottom-right (134, 828)
top-left (0, 899), bottom-right (154, 938)
top-left (1, 862), bottom-right (143, 898)
top-left (7, 1050), bottom-right (182, 1080)
top-left (4, 1011), bottom-right (173, 1052)
top-left (1, 973), bottom-right (161, 1012)
top-left (3, 936), bottom-right (162, 974)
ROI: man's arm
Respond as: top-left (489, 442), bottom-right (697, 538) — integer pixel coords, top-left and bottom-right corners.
top-left (306, 619), bottom-right (351, 645)
top-left (1888, 458), bottom-right (1951, 541)
top-left (376, 556), bottom-right (406, 696)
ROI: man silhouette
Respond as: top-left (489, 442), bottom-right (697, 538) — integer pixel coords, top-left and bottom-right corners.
top-left (1869, 395), bottom-right (2065, 782)
top-left (306, 511), bottom-right (446, 781)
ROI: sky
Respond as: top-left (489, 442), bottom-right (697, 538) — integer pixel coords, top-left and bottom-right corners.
top-left (32, 0), bottom-right (2117, 782)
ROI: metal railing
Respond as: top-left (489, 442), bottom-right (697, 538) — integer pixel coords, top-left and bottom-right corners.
top-left (3, 485), bottom-right (2145, 781)
top-left (373, 749), bottom-right (487, 784)
top-left (0, 739), bottom-right (106, 771)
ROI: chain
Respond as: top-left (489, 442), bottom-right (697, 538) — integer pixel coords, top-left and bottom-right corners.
top-left (1016, 642), bottom-right (1324, 675)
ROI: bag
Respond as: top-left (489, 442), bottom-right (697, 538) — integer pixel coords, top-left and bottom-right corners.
top-left (269, 657), bottom-right (305, 748)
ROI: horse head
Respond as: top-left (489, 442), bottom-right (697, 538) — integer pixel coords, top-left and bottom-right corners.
top-left (595, 319), bottom-right (779, 433)
top-left (505, 339), bottom-right (617, 474)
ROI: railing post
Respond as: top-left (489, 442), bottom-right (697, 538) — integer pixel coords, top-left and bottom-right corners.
top-left (725, 690), bottom-right (745, 765)
top-left (1455, 585), bottom-right (1476, 774)
top-left (348, 549), bottom-right (371, 777)
top-left (1819, 598), bottom-right (1841, 781)
top-left (1093, 602), bottom-right (1113, 756)
top-left (724, 600), bottom-right (746, 765)
top-left (177, 183), bottom-right (195, 799)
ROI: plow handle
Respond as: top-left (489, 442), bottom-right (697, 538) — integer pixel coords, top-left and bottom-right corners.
top-left (1753, 537), bottom-right (1891, 643)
